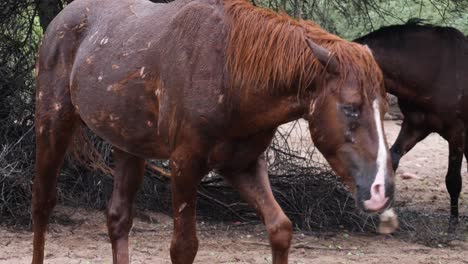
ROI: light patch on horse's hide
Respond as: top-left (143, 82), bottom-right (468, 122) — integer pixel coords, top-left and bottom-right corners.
top-left (109, 114), bottom-right (119, 121)
top-left (309, 100), bottom-right (316, 117)
top-left (98, 75), bottom-right (103, 82)
top-left (100, 37), bottom-right (109, 46)
top-left (57, 31), bottom-right (65, 39)
top-left (112, 64), bottom-right (120, 70)
top-left (76, 20), bottom-right (87, 31)
top-left (86, 7), bottom-right (90, 13)
top-left (178, 202), bottom-right (187, 213)
top-left (85, 57), bottom-right (93, 64)
top-left (89, 30), bottom-right (99, 43)
top-left (34, 64), bottom-right (40, 78)
top-left (38, 126), bottom-right (44, 134)
top-left (37, 92), bottom-right (43, 101)
top-left (155, 88), bottom-right (161, 97)
top-left (147, 120), bottom-right (154, 127)
top-left (129, 4), bottom-right (139, 17)
top-left (218, 94), bottom-right (224, 104)
top-left (139, 67), bottom-right (145, 77)
top-left (53, 103), bottom-right (62, 111)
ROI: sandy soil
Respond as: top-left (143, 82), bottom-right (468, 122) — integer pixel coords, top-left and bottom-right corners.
top-left (1, 120), bottom-right (467, 264)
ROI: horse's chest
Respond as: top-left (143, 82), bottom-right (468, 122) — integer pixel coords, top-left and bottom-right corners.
top-left (207, 142), bottom-right (259, 171)
top-left (207, 132), bottom-right (275, 172)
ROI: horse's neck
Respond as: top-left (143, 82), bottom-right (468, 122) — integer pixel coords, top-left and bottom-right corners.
top-left (365, 32), bottom-right (448, 91)
top-left (226, 92), bottom-right (308, 136)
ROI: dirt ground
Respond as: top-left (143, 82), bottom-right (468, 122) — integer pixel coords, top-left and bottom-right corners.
top-left (1, 120), bottom-right (468, 264)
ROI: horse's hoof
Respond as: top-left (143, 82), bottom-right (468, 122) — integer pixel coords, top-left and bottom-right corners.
top-left (378, 208), bottom-right (399, 234)
top-left (448, 216), bottom-right (459, 233)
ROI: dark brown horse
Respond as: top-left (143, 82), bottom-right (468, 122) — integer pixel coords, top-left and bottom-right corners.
top-left (356, 21), bottom-right (468, 231)
top-left (33, 0), bottom-right (395, 263)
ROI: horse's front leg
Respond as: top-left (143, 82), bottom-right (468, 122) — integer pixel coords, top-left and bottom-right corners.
top-left (169, 148), bottom-right (207, 264)
top-left (390, 117), bottom-right (430, 171)
top-left (379, 117), bottom-right (429, 234)
top-left (223, 155), bottom-right (292, 264)
top-left (107, 148), bottom-right (146, 264)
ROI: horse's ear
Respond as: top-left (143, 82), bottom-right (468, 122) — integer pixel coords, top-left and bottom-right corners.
top-left (305, 38), bottom-right (339, 74)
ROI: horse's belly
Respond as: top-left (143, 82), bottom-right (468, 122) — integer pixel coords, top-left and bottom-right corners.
top-left (81, 108), bottom-right (170, 159)
top-left (71, 75), bottom-right (170, 159)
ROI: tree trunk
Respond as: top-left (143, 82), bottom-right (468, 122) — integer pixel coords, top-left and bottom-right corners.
top-left (36, 0), bottom-right (62, 32)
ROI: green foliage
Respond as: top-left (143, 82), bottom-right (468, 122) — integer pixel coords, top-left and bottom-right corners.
top-left (323, 0), bottom-right (468, 39)
top-left (255, 0), bottom-right (468, 39)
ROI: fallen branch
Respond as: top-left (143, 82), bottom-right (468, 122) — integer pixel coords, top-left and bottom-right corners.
top-left (147, 163), bottom-right (171, 178)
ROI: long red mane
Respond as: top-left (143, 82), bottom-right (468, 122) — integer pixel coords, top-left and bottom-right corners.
top-left (224, 0), bottom-right (385, 102)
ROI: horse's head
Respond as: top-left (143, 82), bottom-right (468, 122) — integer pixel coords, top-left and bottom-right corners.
top-left (304, 39), bottom-right (394, 213)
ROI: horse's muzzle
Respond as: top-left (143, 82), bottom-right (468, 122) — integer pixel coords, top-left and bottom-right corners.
top-left (356, 178), bottom-right (394, 213)
top-left (363, 183), bottom-right (388, 212)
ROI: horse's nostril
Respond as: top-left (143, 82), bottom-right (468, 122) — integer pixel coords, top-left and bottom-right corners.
top-left (373, 184), bottom-right (382, 195)
top-left (363, 183), bottom-right (388, 212)
top-left (373, 184), bottom-right (384, 197)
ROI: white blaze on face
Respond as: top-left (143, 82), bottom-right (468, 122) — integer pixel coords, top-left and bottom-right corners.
top-left (373, 99), bottom-right (387, 189)
top-left (364, 99), bottom-right (389, 211)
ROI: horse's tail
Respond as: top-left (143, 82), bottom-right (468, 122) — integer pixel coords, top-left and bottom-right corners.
top-left (68, 124), bottom-right (115, 177)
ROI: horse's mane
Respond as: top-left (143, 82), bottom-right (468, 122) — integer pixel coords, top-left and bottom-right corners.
top-left (355, 19), bottom-right (466, 44)
top-left (224, 0), bottom-right (384, 103)
top-left (405, 18), bottom-right (431, 26)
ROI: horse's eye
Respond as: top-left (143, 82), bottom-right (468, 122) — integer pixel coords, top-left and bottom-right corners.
top-left (341, 104), bottom-right (360, 119)
top-left (341, 104), bottom-right (360, 131)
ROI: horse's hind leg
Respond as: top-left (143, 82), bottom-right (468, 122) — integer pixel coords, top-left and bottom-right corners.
top-left (32, 82), bottom-right (78, 264)
top-left (442, 123), bottom-right (465, 232)
top-left (222, 155), bottom-right (292, 264)
top-left (106, 148), bottom-right (145, 264)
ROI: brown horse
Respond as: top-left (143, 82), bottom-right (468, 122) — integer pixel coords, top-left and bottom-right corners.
top-left (33, 0), bottom-right (394, 263)
top-left (356, 21), bottom-right (468, 232)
